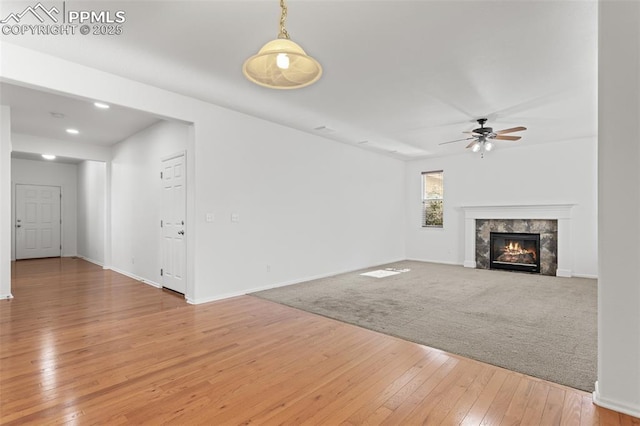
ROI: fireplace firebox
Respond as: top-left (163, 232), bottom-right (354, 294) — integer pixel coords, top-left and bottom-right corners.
top-left (490, 232), bottom-right (541, 273)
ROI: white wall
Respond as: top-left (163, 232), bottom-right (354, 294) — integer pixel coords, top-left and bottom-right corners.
top-left (0, 106), bottom-right (11, 298)
top-left (405, 137), bottom-right (598, 278)
top-left (77, 160), bottom-right (106, 266)
top-left (108, 114), bottom-right (407, 303)
top-left (110, 120), bottom-right (188, 285)
top-left (193, 110), bottom-right (406, 302)
top-left (595, 0), bottom-right (640, 417)
top-left (11, 158), bottom-right (78, 259)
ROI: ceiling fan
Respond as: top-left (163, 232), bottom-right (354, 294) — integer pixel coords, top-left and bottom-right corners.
top-left (439, 118), bottom-right (527, 156)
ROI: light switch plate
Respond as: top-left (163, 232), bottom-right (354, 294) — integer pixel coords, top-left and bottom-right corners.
top-left (205, 213), bottom-right (214, 222)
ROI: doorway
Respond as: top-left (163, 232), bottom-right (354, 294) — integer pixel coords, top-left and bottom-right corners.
top-left (160, 153), bottom-right (186, 294)
top-left (15, 184), bottom-right (62, 259)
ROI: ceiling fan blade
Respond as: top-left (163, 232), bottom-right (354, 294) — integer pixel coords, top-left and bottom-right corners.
top-left (465, 140), bottom-right (478, 149)
top-left (438, 137), bottom-right (475, 146)
top-left (494, 135), bottom-right (521, 141)
top-left (496, 126), bottom-right (527, 134)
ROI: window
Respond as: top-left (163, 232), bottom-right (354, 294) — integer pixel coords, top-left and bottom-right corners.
top-left (422, 170), bottom-right (443, 227)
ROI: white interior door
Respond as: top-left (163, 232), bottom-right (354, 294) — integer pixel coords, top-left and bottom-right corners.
top-left (15, 184), bottom-right (62, 260)
top-left (161, 154), bottom-right (186, 294)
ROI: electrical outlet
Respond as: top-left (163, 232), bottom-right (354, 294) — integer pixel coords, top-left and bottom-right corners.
top-left (231, 213), bottom-right (240, 222)
top-left (205, 213), bottom-right (214, 222)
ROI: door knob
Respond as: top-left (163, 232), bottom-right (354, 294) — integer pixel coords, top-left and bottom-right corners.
top-left (16, 224), bottom-right (21, 228)
top-left (178, 230), bottom-right (184, 235)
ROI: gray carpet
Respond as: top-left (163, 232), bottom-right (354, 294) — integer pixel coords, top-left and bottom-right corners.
top-left (251, 260), bottom-right (596, 392)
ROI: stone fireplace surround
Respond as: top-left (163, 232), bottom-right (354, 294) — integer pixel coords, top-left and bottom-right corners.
top-left (461, 204), bottom-right (575, 277)
top-left (477, 220), bottom-right (556, 275)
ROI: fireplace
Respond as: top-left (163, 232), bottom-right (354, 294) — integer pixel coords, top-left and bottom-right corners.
top-left (463, 205), bottom-right (571, 276)
top-left (490, 232), bottom-right (541, 273)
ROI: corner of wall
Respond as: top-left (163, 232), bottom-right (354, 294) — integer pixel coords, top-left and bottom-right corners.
top-left (593, 381), bottom-right (640, 419)
top-left (0, 106), bottom-right (12, 298)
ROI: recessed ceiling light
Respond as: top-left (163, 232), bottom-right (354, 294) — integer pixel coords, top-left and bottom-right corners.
top-left (50, 112), bottom-right (65, 119)
top-left (66, 128), bottom-right (79, 134)
top-left (94, 102), bottom-right (110, 109)
top-left (42, 154), bottom-right (56, 160)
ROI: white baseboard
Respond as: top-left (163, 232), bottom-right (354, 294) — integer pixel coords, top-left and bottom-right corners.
top-left (188, 258), bottom-right (407, 305)
top-left (407, 258), bottom-right (597, 280)
top-left (572, 273), bottom-right (598, 279)
top-left (107, 266), bottom-right (161, 289)
top-left (1, 293), bottom-right (13, 300)
top-left (593, 381), bottom-right (640, 419)
top-left (407, 258), bottom-right (464, 266)
top-left (556, 268), bottom-right (573, 277)
top-left (187, 289), bottom-right (252, 305)
top-left (188, 257), bottom-right (597, 305)
top-left (76, 255), bottom-right (104, 268)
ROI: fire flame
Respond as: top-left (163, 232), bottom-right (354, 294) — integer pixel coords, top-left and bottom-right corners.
top-left (503, 241), bottom-right (536, 260)
top-left (507, 241), bottom-right (523, 252)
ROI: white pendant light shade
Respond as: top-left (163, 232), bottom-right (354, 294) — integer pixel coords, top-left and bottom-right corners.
top-left (243, 0), bottom-right (322, 89)
top-left (243, 38), bottom-right (322, 89)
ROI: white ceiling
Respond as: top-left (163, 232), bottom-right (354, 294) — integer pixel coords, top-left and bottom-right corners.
top-left (0, 0), bottom-right (597, 160)
top-left (0, 83), bottom-right (161, 145)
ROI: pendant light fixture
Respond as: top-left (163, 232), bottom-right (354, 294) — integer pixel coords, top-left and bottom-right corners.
top-left (243, 0), bottom-right (322, 89)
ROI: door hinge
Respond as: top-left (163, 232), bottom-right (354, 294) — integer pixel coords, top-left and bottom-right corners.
top-left (160, 171), bottom-right (163, 179)
top-left (160, 220), bottom-right (163, 228)
top-left (160, 269), bottom-right (163, 276)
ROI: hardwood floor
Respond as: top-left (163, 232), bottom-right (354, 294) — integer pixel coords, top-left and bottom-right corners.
top-left (1, 258), bottom-right (637, 425)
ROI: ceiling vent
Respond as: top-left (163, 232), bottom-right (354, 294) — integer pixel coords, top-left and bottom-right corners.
top-left (312, 126), bottom-right (336, 134)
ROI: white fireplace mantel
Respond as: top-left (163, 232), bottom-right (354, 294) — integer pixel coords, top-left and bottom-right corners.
top-left (460, 204), bottom-right (575, 277)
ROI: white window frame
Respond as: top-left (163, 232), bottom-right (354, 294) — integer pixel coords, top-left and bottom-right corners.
top-left (422, 170), bottom-right (444, 228)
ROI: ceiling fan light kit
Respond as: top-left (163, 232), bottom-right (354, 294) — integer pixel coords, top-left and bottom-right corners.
top-left (439, 118), bottom-right (527, 157)
top-left (243, 0), bottom-right (322, 89)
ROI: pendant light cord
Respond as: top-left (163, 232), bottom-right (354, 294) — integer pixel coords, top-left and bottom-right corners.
top-left (278, 0), bottom-right (290, 39)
